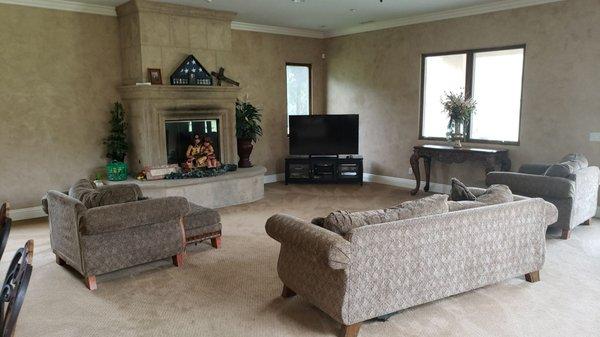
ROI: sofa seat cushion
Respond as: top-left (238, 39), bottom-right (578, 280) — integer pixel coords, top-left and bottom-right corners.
top-left (323, 194), bottom-right (449, 235)
top-left (183, 202), bottom-right (222, 238)
top-left (448, 200), bottom-right (488, 212)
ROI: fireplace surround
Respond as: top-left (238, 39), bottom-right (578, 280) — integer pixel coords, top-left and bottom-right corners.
top-left (119, 85), bottom-right (240, 173)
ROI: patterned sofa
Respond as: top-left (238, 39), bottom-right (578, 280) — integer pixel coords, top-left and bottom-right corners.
top-left (266, 191), bottom-right (557, 337)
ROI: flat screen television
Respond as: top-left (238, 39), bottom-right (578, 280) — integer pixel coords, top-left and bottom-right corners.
top-left (289, 114), bottom-right (359, 155)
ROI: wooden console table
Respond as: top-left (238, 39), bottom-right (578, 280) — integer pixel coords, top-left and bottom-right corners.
top-left (409, 144), bottom-right (511, 195)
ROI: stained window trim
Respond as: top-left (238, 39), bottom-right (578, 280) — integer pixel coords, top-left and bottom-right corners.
top-left (418, 44), bottom-right (526, 146)
top-left (286, 62), bottom-right (313, 116)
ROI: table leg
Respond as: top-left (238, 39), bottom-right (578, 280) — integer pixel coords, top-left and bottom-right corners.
top-left (410, 152), bottom-right (421, 195)
top-left (423, 156), bottom-right (431, 192)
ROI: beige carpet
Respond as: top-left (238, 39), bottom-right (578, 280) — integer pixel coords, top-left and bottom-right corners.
top-left (5, 182), bottom-right (600, 337)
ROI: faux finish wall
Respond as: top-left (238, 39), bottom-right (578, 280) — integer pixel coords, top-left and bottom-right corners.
top-left (326, 0), bottom-right (600, 192)
top-left (0, 4), bottom-right (122, 209)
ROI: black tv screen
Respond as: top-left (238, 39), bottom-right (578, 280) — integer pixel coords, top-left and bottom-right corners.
top-left (289, 115), bottom-right (359, 155)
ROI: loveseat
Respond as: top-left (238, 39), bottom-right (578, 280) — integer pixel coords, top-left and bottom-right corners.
top-left (266, 190), bottom-right (557, 337)
top-left (44, 180), bottom-right (189, 290)
top-left (486, 153), bottom-right (598, 239)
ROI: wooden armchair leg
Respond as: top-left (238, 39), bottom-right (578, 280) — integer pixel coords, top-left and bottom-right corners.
top-left (281, 285), bottom-right (296, 298)
top-left (561, 229), bottom-right (571, 240)
top-left (341, 323), bottom-right (362, 337)
top-left (211, 237), bottom-right (221, 249)
top-left (85, 276), bottom-right (97, 291)
top-left (172, 253), bottom-right (184, 267)
top-left (525, 271), bottom-right (540, 283)
top-left (55, 255), bottom-right (66, 266)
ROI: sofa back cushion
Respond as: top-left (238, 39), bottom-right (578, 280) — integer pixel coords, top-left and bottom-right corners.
top-left (323, 194), bottom-right (449, 236)
top-left (68, 179), bottom-right (142, 208)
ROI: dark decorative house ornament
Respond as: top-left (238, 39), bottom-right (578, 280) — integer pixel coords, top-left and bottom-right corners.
top-left (170, 55), bottom-right (213, 86)
top-left (211, 67), bottom-right (240, 86)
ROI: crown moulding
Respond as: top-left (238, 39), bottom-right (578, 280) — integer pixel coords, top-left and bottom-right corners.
top-left (0, 0), bottom-right (565, 39)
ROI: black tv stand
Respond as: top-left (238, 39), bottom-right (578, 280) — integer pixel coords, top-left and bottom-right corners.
top-left (285, 155), bottom-right (363, 185)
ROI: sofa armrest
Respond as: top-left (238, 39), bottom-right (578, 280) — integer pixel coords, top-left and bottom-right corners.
top-left (518, 164), bottom-right (551, 175)
top-left (81, 197), bottom-right (189, 235)
top-left (486, 172), bottom-right (575, 199)
top-left (265, 214), bottom-right (353, 270)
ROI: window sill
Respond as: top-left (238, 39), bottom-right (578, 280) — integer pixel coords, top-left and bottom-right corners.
top-left (418, 136), bottom-right (519, 147)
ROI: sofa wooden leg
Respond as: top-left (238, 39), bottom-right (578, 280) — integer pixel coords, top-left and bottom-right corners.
top-left (561, 229), bottom-right (571, 240)
top-left (172, 253), bottom-right (184, 267)
top-left (341, 323), bottom-right (362, 337)
top-left (525, 271), bottom-right (540, 283)
top-left (281, 285), bottom-right (296, 298)
top-left (85, 276), bottom-right (97, 291)
top-left (582, 219), bottom-right (591, 226)
top-left (55, 255), bottom-right (66, 266)
top-left (211, 237), bottom-right (221, 249)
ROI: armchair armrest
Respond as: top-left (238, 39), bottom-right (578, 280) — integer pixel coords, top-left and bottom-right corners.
top-left (486, 172), bottom-right (575, 199)
top-left (518, 164), bottom-right (551, 175)
top-left (81, 196), bottom-right (189, 235)
top-left (265, 214), bottom-right (353, 270)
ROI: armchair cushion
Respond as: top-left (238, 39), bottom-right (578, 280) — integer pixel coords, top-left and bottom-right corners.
top-left (80, 197), bottom-right (189, 235)
top-left (322, 194), bottom-right (449, 236)
top-left (544, 162), bottom-right (577, 178)
top-left (69, 179), bottom-right (142, 208)
top-left (518, 164), bottom-right (551, 175)
top-left (486, 172), bottom-right (575, 199)
top-left (560, 153), bottom-right (588, 169)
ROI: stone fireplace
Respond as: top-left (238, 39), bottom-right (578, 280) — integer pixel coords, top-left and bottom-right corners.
top-left (119, 85), bottom-right (240, 173)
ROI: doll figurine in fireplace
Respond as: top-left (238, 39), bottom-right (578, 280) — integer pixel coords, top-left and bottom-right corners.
top-left (185, 134), bottom-right (220, 169)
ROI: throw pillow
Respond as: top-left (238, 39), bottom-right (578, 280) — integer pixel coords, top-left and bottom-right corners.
top-left (450, 178), bottom-right (476, 201)
top-left (323, 194), bottom-right (449, 235)
top-left (475, 184), bottom-right (513, 204)
top-left (560, 153), bottom-right (588, 169)
top-left (544, 162), bottom-right (576, 178)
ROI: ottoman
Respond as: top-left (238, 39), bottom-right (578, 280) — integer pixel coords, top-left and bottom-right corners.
top-left (183, 202), bottom-right (222, 248)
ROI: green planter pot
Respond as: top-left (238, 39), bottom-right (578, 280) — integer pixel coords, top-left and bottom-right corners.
top-left (107, 161), bottom-right (128, 181)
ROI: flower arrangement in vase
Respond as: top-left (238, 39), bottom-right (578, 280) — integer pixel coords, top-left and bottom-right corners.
top-left (442, 91), bottom-right (476, 148)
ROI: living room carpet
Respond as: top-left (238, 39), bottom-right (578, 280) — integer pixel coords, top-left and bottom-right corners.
top-left (5, 183), bottom-right (600, 337)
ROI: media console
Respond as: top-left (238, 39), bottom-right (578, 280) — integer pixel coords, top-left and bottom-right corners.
top-left (285, 155), bottom-right (363, 185)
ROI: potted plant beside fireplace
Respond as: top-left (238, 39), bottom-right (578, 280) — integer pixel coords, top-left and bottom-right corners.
top-left (235, 99), bottom-right (262, 168)
top-left (104, 102), bottom-right (129, 181)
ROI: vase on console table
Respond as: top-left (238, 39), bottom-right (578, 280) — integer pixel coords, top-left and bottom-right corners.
top-left (450, 121), bottom-right (464, 148)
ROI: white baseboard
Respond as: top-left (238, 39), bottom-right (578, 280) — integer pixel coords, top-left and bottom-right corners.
top-left (8, 206), bottom-right (46, 221)
top-left (363, 173), bottom-right (451, 194)
top-left (264, 173), bottom-right (284, 184)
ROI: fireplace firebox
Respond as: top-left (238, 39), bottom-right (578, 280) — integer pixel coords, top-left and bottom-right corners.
top-left (165, 119), bottom-right (220, 165)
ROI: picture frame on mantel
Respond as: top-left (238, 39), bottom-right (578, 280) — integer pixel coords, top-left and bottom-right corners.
top-left (147, 68), bottom-right (162, 85)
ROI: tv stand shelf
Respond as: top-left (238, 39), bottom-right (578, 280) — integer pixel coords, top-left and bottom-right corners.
top-left (285, 156), bottom-right (363, 185)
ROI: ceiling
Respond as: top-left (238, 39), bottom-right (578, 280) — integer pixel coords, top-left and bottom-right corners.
top-left (66, 0), bottom-right (555, 34)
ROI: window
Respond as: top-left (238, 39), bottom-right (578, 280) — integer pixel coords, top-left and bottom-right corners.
top-left (419, 45), bottom-right (525, 144)
top-left (286, 63), bottom-right (311, 130)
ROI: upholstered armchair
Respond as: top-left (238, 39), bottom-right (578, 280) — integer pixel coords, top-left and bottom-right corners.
top-left (486, 154), bottom-right (599, 239)
top-left (45, 183), bottom-right (189, 290)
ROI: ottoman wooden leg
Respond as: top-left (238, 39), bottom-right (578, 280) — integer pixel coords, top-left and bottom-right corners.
top-left (561, 229), bottom-right (571, 240)
top-left (172, 253), bottom-right (184, 267)
top-left (211, 237), bottom-right (221, 249)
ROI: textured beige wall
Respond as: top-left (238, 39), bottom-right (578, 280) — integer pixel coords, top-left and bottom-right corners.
top-left (326, 0), bottom-right (600, 190)
top-left (0, 4), bottom-right (122, 209)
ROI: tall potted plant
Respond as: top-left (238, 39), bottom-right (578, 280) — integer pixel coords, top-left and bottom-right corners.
top-left (235, 99), bottom-right (263, 168)
top-left (442, 91), bottom-right (476, 148)
top-left (104, 102), bottom-right (129, 181)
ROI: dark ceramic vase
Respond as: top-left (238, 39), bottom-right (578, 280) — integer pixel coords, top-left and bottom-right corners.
top-left (237, 138), bottom-right (254, 168)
